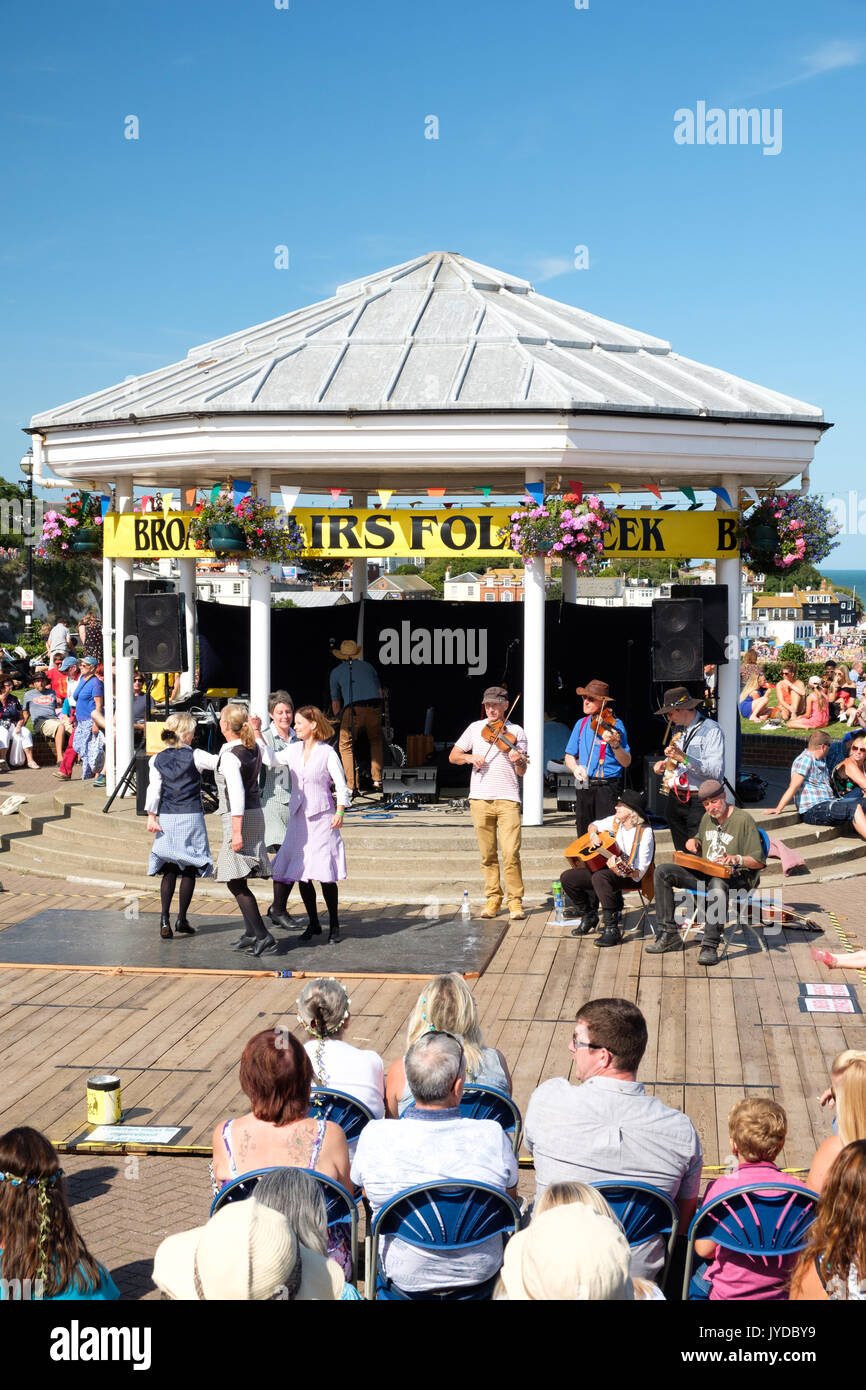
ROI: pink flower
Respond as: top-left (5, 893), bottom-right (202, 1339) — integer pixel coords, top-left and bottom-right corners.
top-left (553, 541), bottom-right (563, 551)
top-left (587, 495), bottom-right (600, 509)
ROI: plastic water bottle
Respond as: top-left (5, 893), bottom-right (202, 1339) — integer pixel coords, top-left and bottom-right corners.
top-left (461, 890), bottom-right (471, 922)
top-left (553, 880), bottom-right (565, 925)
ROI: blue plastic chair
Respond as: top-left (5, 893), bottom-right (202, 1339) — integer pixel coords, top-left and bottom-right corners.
top-left (210, 1165), bottom-right (360, 1283)
top-left (366, 1181), bottom-right (522, 1301)
top-left (593, 1181), bottom-right (680, 1291)
top-left (758, 827), bottom-right (770, 859)
top-left (309, 1087), bottom-right (375, 1146)
top-left (682, 1181), bottom-right (819, 1301)
top-left (458, 1085), bottom-right (523, 1155)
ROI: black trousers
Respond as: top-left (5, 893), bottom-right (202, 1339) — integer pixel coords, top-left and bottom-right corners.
top-left (561, 864), bottom-right (628, 912)
top-left (573, 778), bottom-right (623, 839)
top-left (663, 793), bottom-right (704, 854)
top-left (654, 863), bottom-right (730, 945)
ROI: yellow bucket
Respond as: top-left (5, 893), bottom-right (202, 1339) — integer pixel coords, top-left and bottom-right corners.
top-left (86, 1074), bottom-right (122, 1125)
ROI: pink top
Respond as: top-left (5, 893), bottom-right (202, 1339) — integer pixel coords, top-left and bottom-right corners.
top-left (456, 719), bottom-right (528, 803)
top-left (701, 1161), bottom-right (808, 1301)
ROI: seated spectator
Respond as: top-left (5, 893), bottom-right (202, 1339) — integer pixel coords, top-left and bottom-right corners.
top-left (787, 676), bottom-right (830, 729)
top-left (691, 1098), bottom-right (806, 1300)
top-left (523, 997), bottom-right (703, 1279)
top-left (352, 1032), bottom-right (518, 1298)
top-left (148, 671), bottom-right (180, 706)
top-left (807, 1050), bottom-right (866, 1192)
top-left (22, 669), bottom-right (67, 764)
top-left (739, 673), bottom-right (772, 723)
top-left (845, 693), bottom-right (866, 730)
top-left (0, 1127), bottom-right (118, 1300)
top-left (0, 676), bottom-right (39, 769)
top-left (774, 664), bottom-right (805, 724)
top-left (254, 1168), bottom-right (361, 1300)
top-left (211, 1029), bottom-right (350, 1196)
top-left (296, 978), bottom-right (385, 1127)
top-left (532, 1181), bottom-right (664, 1300)
top-left (495, 1204), bottom-right (634, 1301)
top-left (153, 1197), bottom-right (343, 1300)
top-left (831, 734), bottom-right (866, 800)
top-left (131, 670), bottom-right (147, 743)
top-left (790, 1140), bottom-right (866, 1300)
top-left (385, 972), bottom-right (511, 1117)
top-left (767, 730), bottom-right (866, 842)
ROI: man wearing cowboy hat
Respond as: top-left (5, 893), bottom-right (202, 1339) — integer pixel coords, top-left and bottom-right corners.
top-left (329, 638), bottom-right (384, 794)
top-left (652, 685), bottom-right (724, 853)
top-left (564, 678), bottom-right (632, 838)
top-left (561, 788), bottom-right (654, 948)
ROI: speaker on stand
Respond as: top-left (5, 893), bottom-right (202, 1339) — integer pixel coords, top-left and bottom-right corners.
top-left (651, 598), bottom-right (704, 683)
top-left (134, 592), bottom-right (188, 674)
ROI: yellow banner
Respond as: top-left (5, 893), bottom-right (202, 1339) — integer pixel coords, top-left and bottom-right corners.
top-left (102, 508), bottom-right (739, 560)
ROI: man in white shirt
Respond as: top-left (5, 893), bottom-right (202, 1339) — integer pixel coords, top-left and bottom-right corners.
top-left (449, 686), bottom-right (528, 920)
top-left (351, 1032), bottom-right (518, 1298)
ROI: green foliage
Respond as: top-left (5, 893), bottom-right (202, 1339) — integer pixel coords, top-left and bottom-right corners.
top-left (777, 641), bottom-right (806, 666)
top-left (759, 564), bottom-right (823, 594)
top-left (272, 598), bottom-right (297, 609)
top-left (603, 557), bottom-right (681, 586)
top-left (300, 556), bottom-right (348, 583)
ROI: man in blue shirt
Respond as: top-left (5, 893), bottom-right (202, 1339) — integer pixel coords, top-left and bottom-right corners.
top-left (329, 639), bottom-right (384, 795)
top-left (564, 678), bottom-right (631, 837)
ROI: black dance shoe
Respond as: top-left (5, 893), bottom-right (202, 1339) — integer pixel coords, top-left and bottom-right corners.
top-left (267, 907), bottom-right (295, 931)
top-left (328, 926), bottom-right (342, 944)
top-left (159, 915), bottom-right (173, 940)
top-left (252, 932), bottom-right (278, 957)
top-left (175, 918), bottom-right (195, 936)
top-left (232, 934), bottom-right (257, 951)
top-left (298, 922), bottom-right (323, 944)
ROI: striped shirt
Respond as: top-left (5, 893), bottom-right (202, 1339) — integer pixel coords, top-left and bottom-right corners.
top-left (455, 719), bottom-right (527, 803)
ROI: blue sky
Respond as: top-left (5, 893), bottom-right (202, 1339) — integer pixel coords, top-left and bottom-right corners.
top-left (2, 0), bottom-right (865, 562)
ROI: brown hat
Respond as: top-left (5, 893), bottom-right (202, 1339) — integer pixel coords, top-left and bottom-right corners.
top-left (482, 686), bottom-right (509, 705)
top-left (333, 640), bottom-right (362, 661)
top-left (697, 779), bottom-right (725, 801)
top-left (576, 679), bottom-right (611, 700)
top-left (656, 686), bottom-right (701, 715)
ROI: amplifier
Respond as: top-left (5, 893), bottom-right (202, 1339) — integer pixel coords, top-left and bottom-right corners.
top-left (381, 766), bottom-right (439, 803)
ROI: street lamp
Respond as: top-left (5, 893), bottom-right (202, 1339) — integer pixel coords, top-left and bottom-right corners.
top-left (19, 449), bottom-right (34, 631)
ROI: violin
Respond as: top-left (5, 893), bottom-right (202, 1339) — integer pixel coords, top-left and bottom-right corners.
top-left (481, 718), bottom-right (530, 771)
top-left (588, 706), bottom-right (621, 747)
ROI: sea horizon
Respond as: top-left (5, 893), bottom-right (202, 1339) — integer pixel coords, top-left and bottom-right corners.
top-left (823, 569), bottom-right (866, 594)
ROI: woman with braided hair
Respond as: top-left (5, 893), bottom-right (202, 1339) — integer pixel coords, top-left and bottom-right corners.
top-left (296, 978), bottom-right (385, 1133)
top-left (0, 1127), bottom-right (118, 1300)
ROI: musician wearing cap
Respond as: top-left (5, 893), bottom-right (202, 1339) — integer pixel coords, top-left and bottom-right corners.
top-left (561, 789), bottom-right (655, 948)
top-left (647, 779), bottom-right (765, 966)
top-left (652, 685), bottom-right (725, 853)
top-left (563, 679), bottom-right (631, 838)
top-left (449, 687), bottom-right (528, 922)
top-left (329, 639), bottom-right (384, 795)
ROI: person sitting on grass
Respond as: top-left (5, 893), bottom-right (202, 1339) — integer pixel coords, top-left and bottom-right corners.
top-left (774, 664), bottom-right (806, 724)
top-left (787, 676), bottom-right (830, 729)
top-left (767, 730), bottom-right (866, 842)
top-left (691, 1098), bottom-right (808, 1300)
top-left (738, 672), bottom-right (772, 724)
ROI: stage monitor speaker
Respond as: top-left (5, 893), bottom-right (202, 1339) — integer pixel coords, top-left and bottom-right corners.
top-left (651, 598), bottom-right (704, 682)
top-left (670, 583), bottom-right (729, 666)
top-left (122, 578), bottom-right (174, 652)
top-left (642, 753), bottom-right (668, 820)
top-left (134, 592), bottom-right (188, 673)
top-left (381, 766), bottom-right (438, 803)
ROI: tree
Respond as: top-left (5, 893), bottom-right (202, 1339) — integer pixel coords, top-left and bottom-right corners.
top-left (0, 476), bottom-right (97, 631)
top-left (603, 557), bottom-right (683, 586)
top-left (299, 557), bottom-right (348, 584)
top-left (758, 563), bottom-right (823, 595)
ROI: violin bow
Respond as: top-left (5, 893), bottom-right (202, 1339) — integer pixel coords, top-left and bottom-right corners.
top-left (480, 692), bottom-right (523, 766)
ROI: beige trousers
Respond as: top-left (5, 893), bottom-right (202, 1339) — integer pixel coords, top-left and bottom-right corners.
top-left (470, 798), bottom-right (524, 908)
top-left (339, 704), bottom-right (384, 789)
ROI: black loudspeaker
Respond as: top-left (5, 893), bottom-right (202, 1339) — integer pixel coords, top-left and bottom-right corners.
top-left (670, 583), bottom-right (729, 666)
top-left (122, 579), bottom-right (174, 651)
top-left (651, 598), bottom-right (704, 682)
top-left (134, 592), bottom-right (188, 673)
top-left (642, 754), bottom-right (668, 820)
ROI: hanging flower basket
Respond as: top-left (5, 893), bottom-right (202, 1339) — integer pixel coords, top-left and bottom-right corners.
top-left (38, 492), bottom-right (105, 561)
top-left (501, 493), bottom-right (613, 571)
top-left (739, 493), bottom-right (839, 577)
top-left (188, 485), bottom-right (306, 564)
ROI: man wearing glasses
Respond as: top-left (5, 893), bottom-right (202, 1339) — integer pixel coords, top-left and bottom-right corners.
top-left (524, 998), bottom-right (702, 1279)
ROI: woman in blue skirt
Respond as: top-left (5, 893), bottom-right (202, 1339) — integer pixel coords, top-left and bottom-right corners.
top-left (146, 712), bottom-right (217, 939)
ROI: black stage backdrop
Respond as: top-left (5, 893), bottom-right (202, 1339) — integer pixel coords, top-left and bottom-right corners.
top-left (198, 599), bottom-right (706, 795)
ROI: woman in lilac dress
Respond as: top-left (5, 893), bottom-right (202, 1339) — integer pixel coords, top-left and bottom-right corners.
top-left (257, 706), bottom-right (350, 944)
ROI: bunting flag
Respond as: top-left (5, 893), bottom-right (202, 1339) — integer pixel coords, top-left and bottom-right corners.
top-left (329, 488), bottom-right (342, 501)
top-left (680, 486), bottom-right (696, 505)
top-left (80, 491), bottom-right (91, 509)
top-left (116, 495), bottom-right (129, 513)
top-left (184, 488), bottom-right (197, 507)
top-left (607, 482), bottom-right (621, 494)
top-left (280, 486), bottom-right (300, 514)
top-left (688, 502), bottom-right (703, 511)
top-left (140, 495), bottom-right (153, 513)
top-left (708, 486), bottom-right (733, 509)
top-left (233, 480), bottom-right (252, 507)
top-left (645, 483), bottom-right (662, 500)
top-left (658, 503), bottom-right (676, 510)
top-left (210, 484), bottom-right (221, 503)
top-left (743, 486), bottom-right (760, 506)
top-left (99, 497), bottom-right (111, 518)
top-left (376, 489), bottom-right (393, 507)
top-left (426, 487), bottom-right (447, 497)
top-left (480, 486), bottom-right (492, 499)
top-left (524, 481), bottom-right (544, 506)
top-left (162, 491), bottom-right (174, 515)
top-left (567, 481), bottom-right (584, 503)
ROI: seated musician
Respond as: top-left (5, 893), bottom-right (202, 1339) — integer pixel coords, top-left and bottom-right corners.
top-left (647, 780), bottom-right (766, 968)
top-left (562, 790), bottom-right (654, 949)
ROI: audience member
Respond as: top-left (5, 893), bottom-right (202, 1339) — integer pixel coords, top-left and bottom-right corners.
top-left (352, 1032), bottom-right (518, 1298)
top-left (77, 607), bottom-right (102, 666)
top-left (254, 1168), bottom-right (362, 1300)
top-left (790, 1140), bottom-right (866, 1301)
top-left (787, 676), bottom-right (830, 729)
top-left (523, 997), bottom-right (702, 1278)
top-left (0, 676), bottom-right (40, 769)
top-left (738, 672), bottom-right (771, 723)
top-left (532, 1180), bottom-right (664, 1300)
top-left (692, 1098), bottom-right (806, 1300)
top-left (70, 654), bottom-right (105, 782)
top-left (774, 664), bottom-right (806, 724)
top-left (22, 668), bottom-right (66, 764)
top-left (44, 616), bottom-right (73, 663)
top-left (0, 1127), bottom-right (118, 1300)
top-left (768, 730), bottom-right (866, 841)
top-left (296, 978), bottom-right (385, 1127)
top-left (807, 1050), bottom-right (866, 1191)
top-left (153, 1197), bottom-right (343, 1300)
top-left (495, 1204), bottom-right (633, 1301)
top-left (385, 973), bottom-right (511, 1117)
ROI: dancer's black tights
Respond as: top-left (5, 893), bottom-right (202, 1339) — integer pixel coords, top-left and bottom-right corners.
top-left (227, 876), bottom-right (268, 940)
top-left (271, 879), bottom-right (293, 916)
top-left (160, 864), bottom-right (197, 921)
top-left (280, 879), bottom-right (339, 932)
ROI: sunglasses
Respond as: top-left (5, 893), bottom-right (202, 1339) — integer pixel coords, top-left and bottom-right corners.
top-left (570, 1032), bottom-right (606, 1051)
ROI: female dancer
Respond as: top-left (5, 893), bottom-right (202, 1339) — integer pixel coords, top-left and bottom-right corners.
top-left (256, 705), bottom-right (349, 945)
top-left (146, 711), bottom-right (215, 940)
top-left (261, 689), bottom-right (296, 931)
top-left (215, 704), bottom-right (274, 957)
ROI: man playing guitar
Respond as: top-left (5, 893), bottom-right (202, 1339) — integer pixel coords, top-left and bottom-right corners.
top-left (561, 789), bottom-right (654, 948)
top-left (564, 678), bottom-right (631, 837)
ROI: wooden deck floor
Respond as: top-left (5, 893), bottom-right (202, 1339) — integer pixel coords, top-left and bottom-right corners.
top-left (1, 873), bottom-right (865, 1173)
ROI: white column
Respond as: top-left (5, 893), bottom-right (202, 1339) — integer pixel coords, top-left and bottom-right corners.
top-left (249, 468), bottom-right (273, 722)
top-left (177, 558), bottom-right (197, 695)
top-left (101, 554), bottom-right (115, 793)
top-left (523, 471), bottom-right (546, 825)
top-left (114, 478), bottom-right (134, 793)
top-left (352, 491), bottom-right (367, 603)
top-left (562, 558), bottom-right (577, 604)
top-left (716, 473), bottom-right (741, 790)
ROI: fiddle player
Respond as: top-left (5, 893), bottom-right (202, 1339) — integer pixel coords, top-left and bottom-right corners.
top-left (562, 789), bottom-right (654, 948)
top-left (652, 685), bottom-right (725, 853)
top-left (564, 679), bottom-right (631, 837)
top-left (449, 686), bottom-right (528, 921)
top-left (646, 779), bottom-right (765, 966)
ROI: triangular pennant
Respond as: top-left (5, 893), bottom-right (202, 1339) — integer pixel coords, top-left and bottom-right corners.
top-left (377, 489), bottom-right (394, 507)
top-left (524, 481), bottom-right (544, 506)
top-left (708, 486), bottom-right (734, 509)
top-left (280, 486), bottom-right (301, 514)
top-left (140, 495), bottom-right (153, 513)
top-left (233, 480), bottom-right (252, 507)
top-left (80, 491), bottom-right (90, 508)
top-left (567, 481), bottom-right (584, 503)
top-left (329, 488), bottom-right (342, 501)
top-left (608, 482), bottom-right (621, 494)
top-left (426, 488), bottom-right (447, 497)
top-left (645, 483), bottom-right (662, 500)
top-left (210, 484), bottom-right (221, 503)
top-left (688, 501), bottom-right (703, 511)
top-left (162, 491), bottom-right (174, 515)
top-left (99, 497), bottom-right (111, 518)
top-left (480, 486), bottom-right (492, 499)
top-left (743, 486), bottom-right (760, 506)
top-left (680, 486), bottom-right (696, 505)
top-left (658, 503), bottom-right (676, 510)
top-left (184, 488), bottom-right (197, 508)
top-left (116, 495), bottom-right (129, 514)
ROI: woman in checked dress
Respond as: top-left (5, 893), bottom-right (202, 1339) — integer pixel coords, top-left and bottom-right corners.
top-left (146, 712), bottom-right (216, 939)
top-left (214, 704), bottom-right (275, 957)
